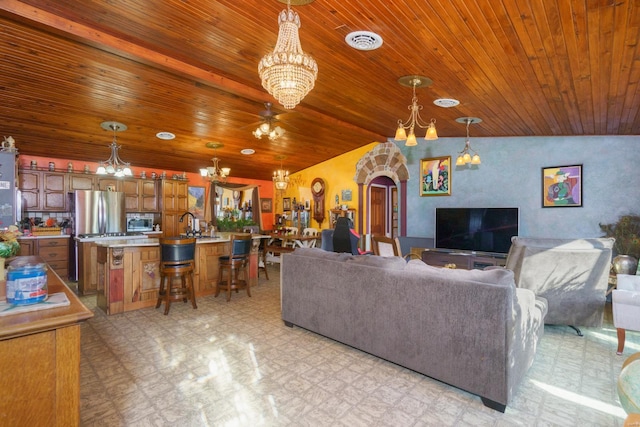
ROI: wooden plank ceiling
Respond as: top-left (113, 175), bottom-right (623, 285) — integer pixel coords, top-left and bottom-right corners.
top-left (0, 0), bottom-right (638, 180)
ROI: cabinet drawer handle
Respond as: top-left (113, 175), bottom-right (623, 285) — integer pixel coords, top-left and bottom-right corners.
top-left (48, 253), bottom-right (58, 258)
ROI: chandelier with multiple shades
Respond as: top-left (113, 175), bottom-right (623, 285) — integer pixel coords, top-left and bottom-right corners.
top-left (200, 143), bottom-right (231, 183)
top-left (273, 155), bottom-right (290, 190)
top-left (393, 76), bottom-right (438, 147)
top-left (455, 117), bottom-right (482, 166)
top-left (96, 121), bottom-right (133, 177)
top-left (258, 0), bottom-right (318, 110)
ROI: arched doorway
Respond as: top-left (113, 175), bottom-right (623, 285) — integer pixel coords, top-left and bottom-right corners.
top-left (353, 142), bottom-right (409, 237)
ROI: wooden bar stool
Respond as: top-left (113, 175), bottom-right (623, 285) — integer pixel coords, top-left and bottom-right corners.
top-left (216, 234), bottom-right (252, 301)
top-left (258, 237), bottom-right (269, 280)
top-left (156, 237), bottom-right (197, 315)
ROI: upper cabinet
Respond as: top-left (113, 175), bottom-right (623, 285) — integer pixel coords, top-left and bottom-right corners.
top-left (161, 180), bottom-right (188, 212)
top-left (19, 170), bottom-right (67, 211)
top-left (68, 174), bottom-right (96, 191)
top-left (19, 170), bottom-right (160, 213)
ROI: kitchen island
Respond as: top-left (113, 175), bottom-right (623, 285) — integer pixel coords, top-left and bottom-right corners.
top-left (0, 256), bottom-right (93, 426)
top-left (95, 234), bottom-right (264, 315)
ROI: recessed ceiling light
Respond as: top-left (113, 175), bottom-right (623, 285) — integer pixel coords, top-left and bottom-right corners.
top-left (345, 31), bottom-right (383, 51)
top-left (241, 148), bottom-right (255, 155)
top-left (433, 98), bottom-right (460, 108)
top-left (156, 131), bottom-right (175, 140)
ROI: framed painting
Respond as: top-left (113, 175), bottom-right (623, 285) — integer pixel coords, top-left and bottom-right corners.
top-left (542, 164), bottom-right (582, 207)
top-left (187, 186), bottom-right (206, 218)
top-left (260, 198), bottom-right (273, 213)
top-left (420, 156), bottom-right (451, 197)
top-left (283, 197), bottom-right (291, 211)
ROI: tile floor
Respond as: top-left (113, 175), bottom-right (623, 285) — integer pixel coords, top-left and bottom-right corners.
top-left (76, 266), bottom-right (638, 426)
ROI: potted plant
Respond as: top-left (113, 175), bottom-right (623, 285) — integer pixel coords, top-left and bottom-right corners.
top-left (600, 215), bottom-right (640, 274)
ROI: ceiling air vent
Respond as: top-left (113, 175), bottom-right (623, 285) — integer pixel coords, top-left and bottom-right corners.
top-left (345, 31), bottom-right (383, 51)
top-left (433, 98), bottom-right (460, 108)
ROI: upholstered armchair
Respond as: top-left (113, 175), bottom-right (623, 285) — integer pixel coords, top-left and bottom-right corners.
top-left (505, 236), bottom-right (614, 334)
top-left (613, 274), bottom-right (640, 355)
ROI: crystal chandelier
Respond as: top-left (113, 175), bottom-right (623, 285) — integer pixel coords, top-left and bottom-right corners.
top-left (96, 121), bottom-right (133, 177)
top-left (258, 0), bottom-right (318, 110)
top-left (455, 117), bottom-right (482, 166)
top-left (253, 122), bottom-right (286, 140)
top-left (200, 143), bottom-right (230, 183)
top-left (273, 155), bottom-right (289, 190)
top-left (393, 76), bottom-right (438, 147)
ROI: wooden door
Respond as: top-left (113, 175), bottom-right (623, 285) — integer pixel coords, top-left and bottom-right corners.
top-left (370, 186), bottom-right (386, 236)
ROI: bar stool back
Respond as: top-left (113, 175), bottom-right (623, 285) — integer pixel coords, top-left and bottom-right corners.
top-left (217, 234), bottom-right (252, 301)
top-left (156, 237), bottom-right (197, 315)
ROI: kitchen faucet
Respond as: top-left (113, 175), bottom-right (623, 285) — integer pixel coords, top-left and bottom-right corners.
top-left (178, 211), bottom-right (196, 229)
top-left (179, 211), bottom-right (196, 223)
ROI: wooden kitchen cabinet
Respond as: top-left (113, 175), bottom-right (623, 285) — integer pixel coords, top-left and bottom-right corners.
top-left (97, 178), bottom-right (159, 212)
top-left (161, 180), bottom-right (188, 211)
top-left (18, 170), bottom-right (40, 211)
top-left (121, 179), bottom-right (140, 211)
top-left (18, 170), bottom-right (67, 211)
top-left (68, 173), bottom-right (96, 191)
top-left (161, 180), bottom-right (189, 237)
top-left (41, 172), bottom-right (67, 211)
top-left (36, 237), bottom-right (69, 279)
top-left (17, 238), bottom-right (35, 256)
top-left (194, 241), bottom-right (229, 295)
top-left (0, 260), bottom-right (92, 427)
top-left (140, 179), bottom-right (158, 211)
top-left (77, 240), bottom-right (98, 295)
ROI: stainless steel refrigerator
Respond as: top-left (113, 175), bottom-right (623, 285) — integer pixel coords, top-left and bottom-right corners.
top-left (69, 190), bottom-right (126, 281)
top-left (73, 190), bottom-right (126, 235)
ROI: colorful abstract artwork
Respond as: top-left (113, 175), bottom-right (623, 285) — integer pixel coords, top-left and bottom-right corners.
top-left (542, 164), bottom-right (582, 207)
top-left (420, 156), bottom-right (451, 197)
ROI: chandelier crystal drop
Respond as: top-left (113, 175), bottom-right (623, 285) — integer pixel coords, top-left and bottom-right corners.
top-left (273, 156), bottom-right (290, 190)
top-left (258, 1), bottom-right (318, 110)
top-left (200, 143), bottom-right (230, 183)
top-left (393, 76), bottom-right (438, 147)
top-left (96, 121), bottom-right (132, 177)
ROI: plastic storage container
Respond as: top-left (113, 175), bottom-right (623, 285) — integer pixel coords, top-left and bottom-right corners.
top-left (6, 262), bottom-right (48, 305)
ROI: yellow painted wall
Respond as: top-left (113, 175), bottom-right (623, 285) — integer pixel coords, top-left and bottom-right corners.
top-left (275, 142), bottom-right (380, 230)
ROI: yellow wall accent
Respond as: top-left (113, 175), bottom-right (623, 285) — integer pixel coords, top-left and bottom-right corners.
top-left (275, 142), bottom-right (380, 230)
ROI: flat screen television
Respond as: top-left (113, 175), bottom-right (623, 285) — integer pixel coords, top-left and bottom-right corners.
top-left (435, 208), bottom-right (519, 254)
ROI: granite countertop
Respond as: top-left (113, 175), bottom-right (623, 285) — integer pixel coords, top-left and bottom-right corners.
top-left (18, 234), bottom-right (71, 240)
top-left (94, 234), bottom-right (269, 248)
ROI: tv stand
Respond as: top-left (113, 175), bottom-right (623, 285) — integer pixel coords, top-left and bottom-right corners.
top-left (421, 248), bottom-right (507, 270)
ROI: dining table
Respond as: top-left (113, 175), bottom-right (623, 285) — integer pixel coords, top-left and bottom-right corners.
top-left (264, 232), bottom-right (321, 263)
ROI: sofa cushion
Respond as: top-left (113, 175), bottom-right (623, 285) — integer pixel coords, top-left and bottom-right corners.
top-left (405, 260), bottom-right (514, 287)
top-left (345, 254), bottom-right (407, 270)
top-left (292, 247), bottom-right (352, 262)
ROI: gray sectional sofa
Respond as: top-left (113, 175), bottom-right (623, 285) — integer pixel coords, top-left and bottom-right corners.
top-left (281, 247), bottom-right (547, 412)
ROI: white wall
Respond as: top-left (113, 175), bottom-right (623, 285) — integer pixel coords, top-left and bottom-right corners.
top-left (400, 135), bottom-right (640, 239)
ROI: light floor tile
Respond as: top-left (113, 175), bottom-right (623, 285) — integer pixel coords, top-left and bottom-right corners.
top-left (77, 265), bottom-right (635, 426)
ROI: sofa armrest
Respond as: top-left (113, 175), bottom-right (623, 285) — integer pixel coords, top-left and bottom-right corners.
top-left (507, 288), bottom-right (547, 397)
top-left (617, 274), bottom-right (640, 292)
top-left (613, 289), bottom-right (640, 306)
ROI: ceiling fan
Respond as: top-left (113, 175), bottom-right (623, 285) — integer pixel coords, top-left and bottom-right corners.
top-left (250, 102), bottom-right (292, 140)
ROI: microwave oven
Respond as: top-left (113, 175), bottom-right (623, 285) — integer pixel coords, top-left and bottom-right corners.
top-left (127, 217), bottom-right (154, 232)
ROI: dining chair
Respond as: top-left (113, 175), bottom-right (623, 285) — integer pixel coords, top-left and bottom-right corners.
top-left (371, 235), bottom-right (420, 261)
top-left (302, 227), bottom-right (318, 247)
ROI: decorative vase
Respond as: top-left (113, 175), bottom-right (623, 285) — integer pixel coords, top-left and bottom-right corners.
top-left (613, 255), bottom-right (639, 275)
top-left (618, 355), bottom-right (640, 414)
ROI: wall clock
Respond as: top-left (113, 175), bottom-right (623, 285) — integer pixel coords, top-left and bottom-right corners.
top-left (311, 177), bottom-right (325, 225)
